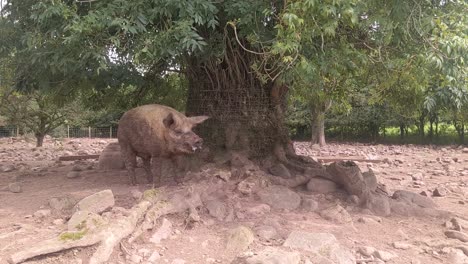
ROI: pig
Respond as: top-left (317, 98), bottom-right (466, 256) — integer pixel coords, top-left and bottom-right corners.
top-left (117, 104), bottom-right (209, 185)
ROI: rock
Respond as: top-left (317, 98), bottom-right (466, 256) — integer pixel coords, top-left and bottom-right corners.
top-left (171, 259), bottom-right (186, 264)
top-left (284, 231), bottom-right (337, 252)
top-left (147, 251), bottom-right (161, 263)
top-left (301, 198), bottom-right (319, 212)
top-left (445, 230), bottom-right (468, 242)
top-left (98, 143), bottom-right (125, 170)
top-left (462, 148), bottom-right (468, 154)
top-left (419, 190), bottom-right (431, 196)
top-left (226, 226), bottom-right (255, 252)
top-left (73, 189), bottom-right (115, 214)
top-left (358, 246), bottom-right (376, 257)
top-left (284, 231), bottom-right (355, 264)
top-left (71, 165), bottom-right (83, 172)
top-left (205, 199), bottom-right (227, 221)
top-left (2, 165), bottom-right (15, 172)
top-left (450, 217), bottom-right (468, 231)
top-left (237, 178), bottom-right (256, 195)
top-left (67, 171), bottom-right (81, 179)
top-left (215, 170), bottom-right (231, 181)
top-left (392, 190), bottom-right (437, 208)
top-left (411, 172), bottom-right (424, 181)
top-left (255, 225), bottom-right (278, 241)
top-left (348, 195), bottom-right (360, 204)
top-left (244, 204), bottom-right (271, 218)
top-left (319, 205), bottom-right (352, 224)
top-left (365, 192), bottom-right (391, 216)
top-left (68, 210), bottom-right (106, 231)
top-left (357, 216), bottom-right (381, 224)
top-left (257, 185), bottom-right (301, 210)
top-left (53, 219), bottom-right (65, 225)
top-left (374, 250), bottom-right (397, 261)
top-left (306, 177), bottom-right (339, 193)
top-left (33, 209), bottom-right (51, 219)
top-left (245, 247), bottom-right (301, 264)
top-left (433, 187), bottom-right (448, 197)
top-left (8, 182), bottom-right (22, 193)
top-left (49, 196), bottom-right (77, 211)
top-left (269, 163), bottom-right (292, 178)
top-left (130, 189), bottom-right (143, 200)
top-left (150, 218), bottom-right (173, 244)
top-left (446, 248), bottom-right (468, 264)
top-left (129, 254), bottom-right (143, 263)
top-left (392, 241), bottom-right (411, 249)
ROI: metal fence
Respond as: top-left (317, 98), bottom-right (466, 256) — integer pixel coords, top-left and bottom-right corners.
top-left (0, 125), bottom-right (119, 139)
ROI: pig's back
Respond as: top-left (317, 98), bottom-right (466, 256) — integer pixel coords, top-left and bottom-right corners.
top-left (117, 104), bottom-right (183, 155)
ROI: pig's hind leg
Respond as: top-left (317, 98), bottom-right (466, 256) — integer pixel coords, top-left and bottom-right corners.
top-left (120, 144), bottom-right (138, 185)
top-left (141, 155), bottom-right (153, 184)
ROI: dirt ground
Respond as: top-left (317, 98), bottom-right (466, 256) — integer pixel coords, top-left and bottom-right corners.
top-left (0, 137), bottom-right (467, 264)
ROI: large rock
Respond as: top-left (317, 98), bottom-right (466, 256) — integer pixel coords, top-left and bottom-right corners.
top-left (257, 185), bottom-right (301, 210)
top-left (306, 177), bottom-right (339, 193)
top-left (49, 196), bottom-right (77, 212)
top-left (284, 231), bottom-right (338, 253)
top-left (283, 231), bottom-right (355, 264)
top-left (68, 210), bottom-right (106, 231)
top-left (392, 190), bottom-right (437, 208)
top-left (245, 247), bottom-right (301, 264)
top-left (319, 205), bottom-right (352, 224)
top-left (226, 226), bottom-right (255, 252)
top-left (365, 192), bottom-right (391, 216)
top-left (98, 143), bottom-right (125, 170)
top-left (73, 189), bottom-right (115, 214)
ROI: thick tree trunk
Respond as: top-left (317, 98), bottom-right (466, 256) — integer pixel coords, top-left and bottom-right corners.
top-left (311, 111), bottom-right (326, 146)
top-left (184, 37), bottom-right (290, 158)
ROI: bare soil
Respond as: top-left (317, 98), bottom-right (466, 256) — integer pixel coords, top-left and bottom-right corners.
top-left (0, 137), bottom-right (467, 264)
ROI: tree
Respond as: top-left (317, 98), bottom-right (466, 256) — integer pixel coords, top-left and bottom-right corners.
top-left (0, 89), bottom-right (87, 146)
top-left (1, 0), bottom-right (466, 161)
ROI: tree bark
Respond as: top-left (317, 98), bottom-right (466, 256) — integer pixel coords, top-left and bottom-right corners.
top-left (311, 111), bottom-right (326, 146)
top-left (310, 100), bottom-right (331, 147)
top-left (418, 113), bottom-right (426, 139)
top-left (184, 35), bottom-right (290, 158)
top-left (399, 124), bottom-right (405, 140)
top-left (35, 133), bottom-right (45, 147)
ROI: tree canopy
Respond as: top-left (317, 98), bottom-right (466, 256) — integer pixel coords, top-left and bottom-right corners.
top-left (0, 0), bottom-right (467, 146)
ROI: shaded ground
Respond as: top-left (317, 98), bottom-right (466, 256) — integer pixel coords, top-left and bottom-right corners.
top-left (0, 137), bottom-right (467, 264)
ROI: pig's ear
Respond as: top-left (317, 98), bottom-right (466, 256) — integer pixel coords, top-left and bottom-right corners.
top-left (189, 116), bottom-right (209, 125)
top-left (163, 113), bottom-right (176, 129)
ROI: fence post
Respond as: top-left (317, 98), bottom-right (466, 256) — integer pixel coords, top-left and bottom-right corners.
top-left (16, 126), bottom-right (19, 137)
top-left (88, 127), bottom-right (91, 138)
top-left (67, 125), bottom-right (70, 138)
top-left (109, 126), bottom-right (112, 138)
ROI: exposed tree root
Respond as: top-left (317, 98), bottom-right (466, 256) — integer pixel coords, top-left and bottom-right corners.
top-left (8, 199), bottom-right (152, 264)
top-left (7, 188), bottom-right (203, 264)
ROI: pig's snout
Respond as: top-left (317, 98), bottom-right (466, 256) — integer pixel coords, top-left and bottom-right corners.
top-left (193, 138), bottom-right (203, 151)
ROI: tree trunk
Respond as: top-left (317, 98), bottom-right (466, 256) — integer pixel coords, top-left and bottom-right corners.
top-left (399, 124), bottom-right (405, 140)
top-left (429, 120), bottom-right (434, 142)
top-left (35, 133), bottom-right (45, 147)
top-left (418, 114), bottom-right (426, 138)
top-left (184, 37), bottom-right (290, 158)
top-left (310, 100), bottom-right (331, 147)
top-left (311, 110), bottom-right (326, 146)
